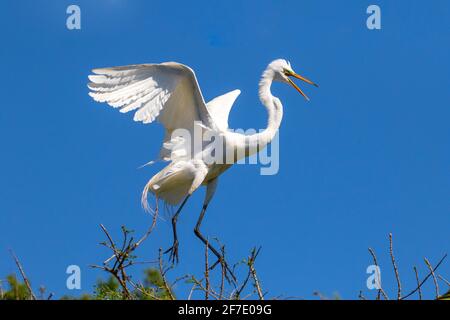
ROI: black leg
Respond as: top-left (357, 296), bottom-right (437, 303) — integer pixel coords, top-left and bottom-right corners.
top-left (164, 195), bottom-right (190, 264)
top-left (194, 203), bottom-right (237, 283)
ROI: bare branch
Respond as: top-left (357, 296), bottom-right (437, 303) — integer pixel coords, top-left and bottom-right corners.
top-left (158, 248), bottom-right (175, 300)
top-left (368, 247), bottom-right (388, 300)
top-left (389, 233), bottom-right (402, 299)
top-left (188, 275), bottom-right (220, 300)
top-left (0, 279), bottom-right (4, 299)
top-left (9, 249), bottom-right (36, 300)
top-left (187, 283), bottom-right (197, 300)
top-left (249, 247), bottom-right (264, 300)
top-left (233, 248), bottom-right (263, 299)
top-left (204, 239), bottom-right (210, 300)
top-left (134, 201), bottom-right (159, 248)
top-left (358, 291), bottom-right (366, 300)
top-left (401, 254), bottom-right (447, 300)
top-left (438, 275), bottom-right (450, 287)
top-left (219, 244), bottom-right (226, 300)
top-left (413, 266), bottom-right (422, 300)
top-left (91, 202), bottom-right (162, 300)
top-left (424, 258), bottom-right (439, 299)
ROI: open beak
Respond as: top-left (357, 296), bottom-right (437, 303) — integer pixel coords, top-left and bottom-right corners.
top-left (287, 72), bottom-right (318, 101)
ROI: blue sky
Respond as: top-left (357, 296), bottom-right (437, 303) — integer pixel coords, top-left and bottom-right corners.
top-left (0, 0), bottom-right (449, 299)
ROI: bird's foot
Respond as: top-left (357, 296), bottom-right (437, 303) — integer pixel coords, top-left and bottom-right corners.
top-left (163, 240), bottom-right (179, 264)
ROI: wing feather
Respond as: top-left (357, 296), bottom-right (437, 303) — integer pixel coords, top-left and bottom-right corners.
top-left (88, 62), bottom-right (214, 132)
top-left (206, 89), bottom-right (240, 131)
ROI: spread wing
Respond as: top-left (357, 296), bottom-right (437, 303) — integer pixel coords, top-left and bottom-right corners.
top-left (88, 62), bottom-right (214, 132)
top-left (206, 89), bottom-right (240, 131)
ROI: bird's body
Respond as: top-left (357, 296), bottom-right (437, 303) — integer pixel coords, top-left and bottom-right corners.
top-left (88, 59), bottom-right (317, 268)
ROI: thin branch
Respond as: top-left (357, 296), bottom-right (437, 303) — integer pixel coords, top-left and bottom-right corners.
top-left (187, 283), bottom-right (197, 300)
top-left (189, 275), bottom-right (220, 300)
top-left (438, 275), bottom-right (450, 287)
top-left (389, 233), bottom-right (402, 299)
top-left (234, 266), bottom-right (252, 299)
top-left (401, 254), bottom-right (447, 300)
top-left (128, 278), bottom-right (161, 300)
top-left (9, 250), bottom-right (36, 300)
top-left (172, 275), bottom-right (189, 286)
top-left (100, 224), bottom-right (118, 254)
top-left (413, 266), bottom-right (422, 300)
top-left (424, 258), bottom-right (439, 299)
top-left (219, 244), bottom-right (226, 300)
top-left (0, 279), bottom-right (4, 299)
top-left (101, 202), bottom-right (158, 266)
top-left (204, 239), bottom-right (210, 300)
top-left (233, 248), bottom-right (263, 299)
top-left (100, 224), bottom-right (120, 266)
top-left (313, 291), bottom-right (327, 300)
top-left (92, 203), bottom-right (160, 300)
top-left (158, 248), bottom-right (175, 300)
top-left (109, 268), bottom-right (131, 299)
top-left (134, 201), bottom-right (159, 248)
top-left (358, 291), bottom-right (366, 300)
top-left (367, 247), bottom-right (388, 300)
top-left (249, 247), bottom-right (264, 300)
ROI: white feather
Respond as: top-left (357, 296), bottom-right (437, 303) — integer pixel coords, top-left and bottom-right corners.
top-left (88, 59), bottom-right (304, 209)
top-left (206, 89), bottom-right (240, 131)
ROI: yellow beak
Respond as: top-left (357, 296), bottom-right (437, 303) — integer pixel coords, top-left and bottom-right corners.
top-left (287, 72), bottom-right (318, 101)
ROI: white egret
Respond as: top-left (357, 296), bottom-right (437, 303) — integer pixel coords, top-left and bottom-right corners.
top-left (88, 59), bottom-right (317, 273)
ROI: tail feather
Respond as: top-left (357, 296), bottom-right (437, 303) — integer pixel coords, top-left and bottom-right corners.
top-left (141, 161), bottom-right (194, 212)
top-left (141, 160), bottom-right (208, 213)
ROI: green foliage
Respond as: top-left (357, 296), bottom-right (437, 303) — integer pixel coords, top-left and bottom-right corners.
top-left (138, 268), bottom-right (174, 300)
top-left (438, 289), bottom-right (450, 300)
top-left (93, 277), bottom-right (123, 300)
top-left (0, 275), bottom-right (31, 300)
top-left (59, 268), bottom-right (173, 300)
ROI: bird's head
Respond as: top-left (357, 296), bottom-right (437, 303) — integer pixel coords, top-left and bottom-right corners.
top-left (269, 59), bottom-right (318, 101)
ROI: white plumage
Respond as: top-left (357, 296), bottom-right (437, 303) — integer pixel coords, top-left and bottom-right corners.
top-left (88, 63), bottom-right (212, 128)
top-left (206, 89), bottom-right (241, 131)
top-left (88, 59), bottom-right (317, 265)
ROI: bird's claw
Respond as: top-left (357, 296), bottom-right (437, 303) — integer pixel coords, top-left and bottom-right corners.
top-left (164, 240), bottom-right (179, 264)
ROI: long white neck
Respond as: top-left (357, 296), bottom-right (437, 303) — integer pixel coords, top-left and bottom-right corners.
top-left (256, 67), bottom-right (283, 146)
top-left (226, 67), bottom-right (283, 161)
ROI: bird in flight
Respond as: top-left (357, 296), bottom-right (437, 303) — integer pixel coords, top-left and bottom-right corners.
top-left (88, 59), bottom-right (317, 278)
